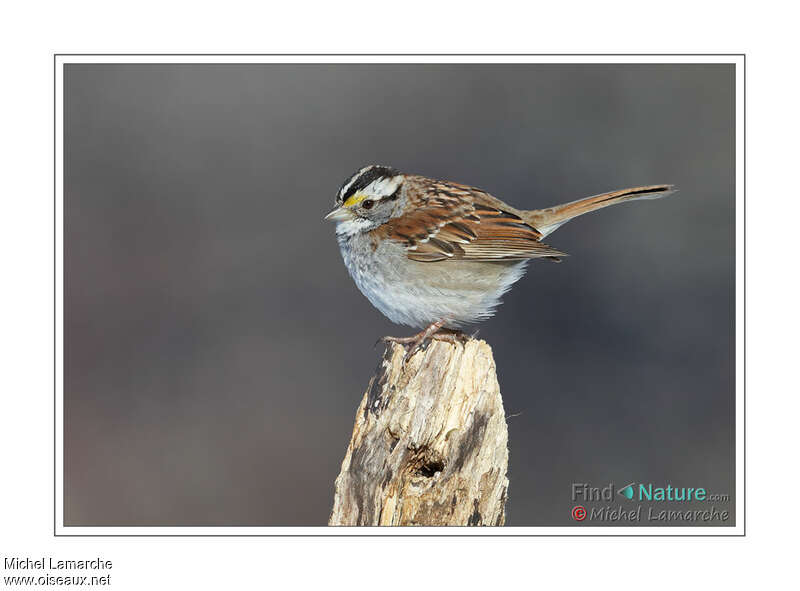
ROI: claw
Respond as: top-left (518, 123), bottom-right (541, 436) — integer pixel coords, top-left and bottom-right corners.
top-left (431, 329), bottom-right (469, 345)
top-left (403, 341), bottom-right (425, 363)
top-left (378, 321), bottom-right (468, 365)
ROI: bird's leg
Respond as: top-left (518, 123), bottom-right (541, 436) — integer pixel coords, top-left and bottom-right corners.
top-left (380, 320), bottom-right (466, 361)
top-left (381, 319), bottom-right (447, 348)
top-left (429, 328), bottom-right (470, 345)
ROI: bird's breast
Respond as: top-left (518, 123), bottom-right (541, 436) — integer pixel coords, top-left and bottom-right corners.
top-left (337, 231), bottom-right (528, 328)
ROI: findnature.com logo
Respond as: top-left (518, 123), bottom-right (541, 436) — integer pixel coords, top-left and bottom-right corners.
top-left (570, 481), bottom-right (731, 523)
top-left (573, 482), bottom-right (726, 503)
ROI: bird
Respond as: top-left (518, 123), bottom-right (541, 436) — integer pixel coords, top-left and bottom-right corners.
top-left (325, 165), bottom-right (675, 358)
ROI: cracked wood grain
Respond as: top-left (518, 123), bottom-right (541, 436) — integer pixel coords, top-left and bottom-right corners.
top-left (329, 338), bottom-right (509, 526)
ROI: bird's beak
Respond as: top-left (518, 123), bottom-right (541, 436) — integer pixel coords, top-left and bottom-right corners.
top-left (324, 206), bottom-right (352, 222)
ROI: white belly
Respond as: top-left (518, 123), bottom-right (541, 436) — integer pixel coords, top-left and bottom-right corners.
top-left (338, 233), bottom-right (528, 329)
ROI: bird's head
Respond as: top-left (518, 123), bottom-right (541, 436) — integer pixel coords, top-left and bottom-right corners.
top-left (325, 165), bottom-right (405, 235)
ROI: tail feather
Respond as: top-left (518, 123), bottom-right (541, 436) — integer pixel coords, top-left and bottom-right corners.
top-left (524, 184), bottom-right (676, 238)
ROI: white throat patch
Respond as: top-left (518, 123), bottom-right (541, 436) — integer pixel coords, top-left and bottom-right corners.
top-left (335, 216), bottom-right (374, 238)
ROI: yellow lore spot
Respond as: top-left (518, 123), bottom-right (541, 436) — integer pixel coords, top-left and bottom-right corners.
top-left (343, 192), bottom-right (369, 208)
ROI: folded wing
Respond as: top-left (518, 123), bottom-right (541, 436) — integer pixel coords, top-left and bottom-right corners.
top-left (387, 180), bottom-right (566, 263)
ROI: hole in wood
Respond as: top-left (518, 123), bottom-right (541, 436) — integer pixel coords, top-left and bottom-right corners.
top-left (416, 460), bottom-right (445, 478)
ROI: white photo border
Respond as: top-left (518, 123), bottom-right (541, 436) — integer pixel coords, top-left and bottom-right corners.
top-left (54, 54), bottom-right (744, 536)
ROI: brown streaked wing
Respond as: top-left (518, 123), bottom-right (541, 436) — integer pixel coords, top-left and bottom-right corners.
top-left (388, 178), bottom-right (566, 262)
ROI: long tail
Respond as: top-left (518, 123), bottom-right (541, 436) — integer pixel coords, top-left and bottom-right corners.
top-left (524, 184), bottom-right (676, 238)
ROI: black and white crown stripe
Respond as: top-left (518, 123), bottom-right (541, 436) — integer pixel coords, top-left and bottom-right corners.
top-left (336, 165), bottom-right (400, 204)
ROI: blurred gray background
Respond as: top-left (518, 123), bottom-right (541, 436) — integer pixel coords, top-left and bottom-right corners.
top-left (64, 63), bottom-right (734, 526)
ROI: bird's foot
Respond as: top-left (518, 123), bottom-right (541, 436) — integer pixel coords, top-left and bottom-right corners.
top-left (427, 328), bottom-right (470, 345)
top-left (379, 321), bottom-right (467, 363)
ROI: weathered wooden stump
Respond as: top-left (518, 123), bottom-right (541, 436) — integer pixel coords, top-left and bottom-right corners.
top-left (329, 338), bottom-right (509, 526)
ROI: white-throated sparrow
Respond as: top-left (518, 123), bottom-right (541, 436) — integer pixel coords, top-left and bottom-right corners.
top-left (326, 165), bottom-right (674, 355)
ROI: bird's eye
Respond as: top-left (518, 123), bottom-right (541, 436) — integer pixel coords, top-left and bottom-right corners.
top-left (362, 199), bottom-right (375, 210)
